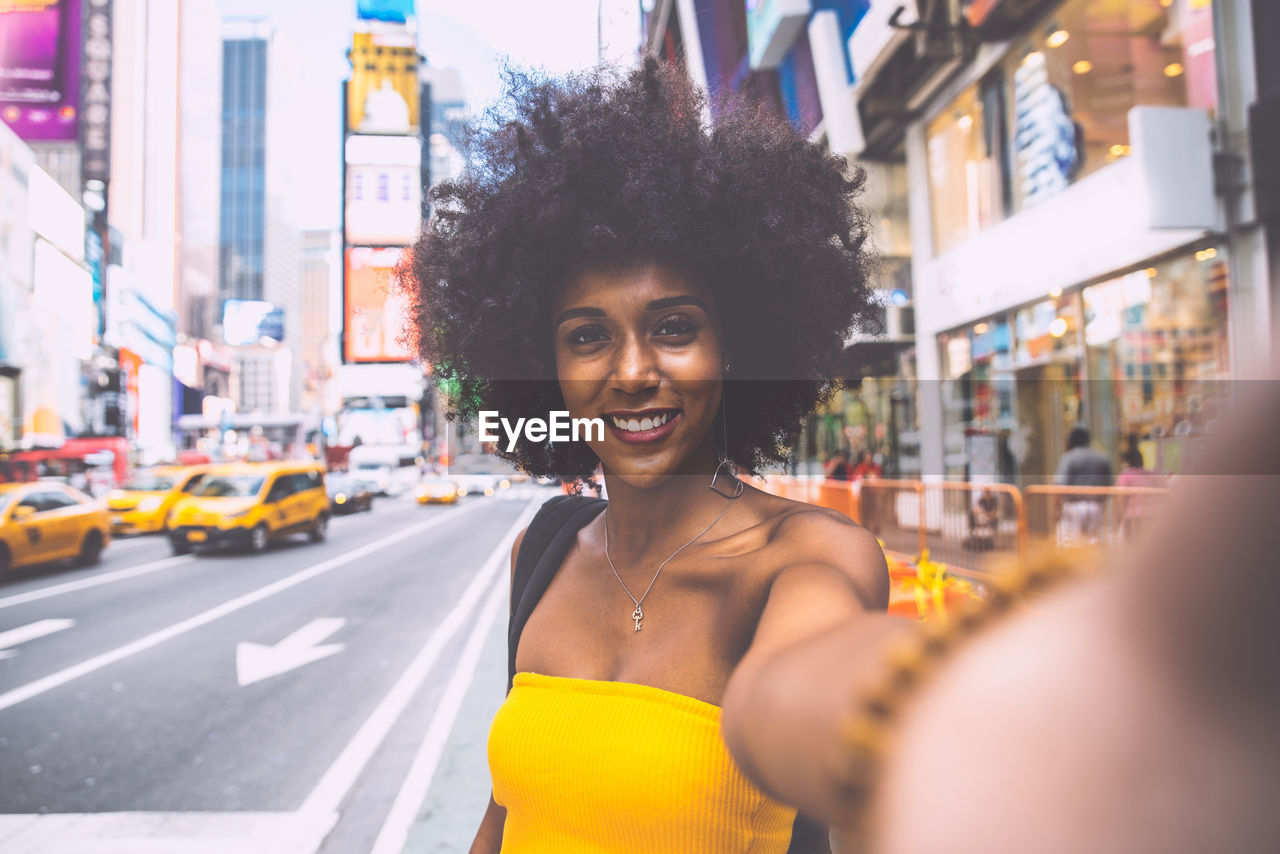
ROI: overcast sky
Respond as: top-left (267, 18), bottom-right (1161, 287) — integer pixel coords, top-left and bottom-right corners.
top-left (215, 0), bottom-right (642, 229)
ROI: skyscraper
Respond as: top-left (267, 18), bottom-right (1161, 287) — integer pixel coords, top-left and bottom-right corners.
top-left (219, 23), bottom-right (268, 304)
top-left (218, 19), bottom-right (304, 415)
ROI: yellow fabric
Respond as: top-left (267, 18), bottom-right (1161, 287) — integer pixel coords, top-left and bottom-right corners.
top-left (489, 672), bottom-right (796, 853)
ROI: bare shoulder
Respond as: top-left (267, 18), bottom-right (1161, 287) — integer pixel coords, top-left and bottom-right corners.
top-left (758, 493), bottom-right (889, 610)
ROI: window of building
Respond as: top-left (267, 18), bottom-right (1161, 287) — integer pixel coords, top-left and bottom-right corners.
top-left (927, 0), bottom-right (1218, 252)
top-left (377, 173), bottom-right (389, 202)
top-left (926, 74), bottom-right (1007, 256)
top-left (1004, 0), bottom-right (1217, 211)
top-left (1083, 245), bottom-right (1229, 472)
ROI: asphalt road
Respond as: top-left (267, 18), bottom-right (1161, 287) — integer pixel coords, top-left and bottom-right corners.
top-left (0, 484), bottom-right (548, 853)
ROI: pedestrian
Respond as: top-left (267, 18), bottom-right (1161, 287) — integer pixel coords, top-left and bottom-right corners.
top-left (1115, 444), bottom-right (1166, 539)
top-left (825, 452), bottom-right (852, 481)
top-left (402, 59), bottom-right (887, 853)
top-left (1054, 425), bottom-right (1112, 544)
top-left (851, 450), bottom-right (881, 481)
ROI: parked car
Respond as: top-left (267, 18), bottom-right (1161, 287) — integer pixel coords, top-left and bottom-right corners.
top-left (167, 461), bottom-right (329, 555)
top-left (106, 465), bottom-right (208, 535)
top-left (415, 477), bottom-right (460, 505)
top-left (0, 482), bottom-right (110, 574)
top-left (327, 474), bottom-right (374, 514)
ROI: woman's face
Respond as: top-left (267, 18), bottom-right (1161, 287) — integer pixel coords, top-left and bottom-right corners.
top-left (553, 262), bottom-right (724, 488)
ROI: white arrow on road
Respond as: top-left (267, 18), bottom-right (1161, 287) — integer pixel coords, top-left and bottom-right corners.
top-left (0, 619), bottom-right (75, 659)
top-left (236, 618), bottom-right (346, 686)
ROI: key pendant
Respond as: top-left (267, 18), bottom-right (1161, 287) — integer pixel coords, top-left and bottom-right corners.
top-left (632, 604), bottom-right (644, 632)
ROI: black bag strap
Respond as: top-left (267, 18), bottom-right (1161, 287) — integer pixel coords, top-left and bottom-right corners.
top-left (507, 495), bottom-right (607, 691)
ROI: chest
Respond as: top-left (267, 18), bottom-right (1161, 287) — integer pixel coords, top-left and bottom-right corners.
top-left (515, 538), bottom-right (776, 705)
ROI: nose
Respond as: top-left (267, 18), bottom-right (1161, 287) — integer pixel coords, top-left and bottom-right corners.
top-left (609, 333), bottom-right (660, 396)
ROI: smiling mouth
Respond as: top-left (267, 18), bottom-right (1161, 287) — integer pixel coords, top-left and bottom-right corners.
top-left (605, 409), bottom-right (681, 444)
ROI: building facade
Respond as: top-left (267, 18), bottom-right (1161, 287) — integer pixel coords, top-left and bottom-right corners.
top-left (219, 19), bottom-right (305, 416)
top-left (647, 0), bottom-right (1274, 483)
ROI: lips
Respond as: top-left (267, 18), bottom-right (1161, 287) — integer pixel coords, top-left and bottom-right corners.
top-left (604, 409), bottom-right (681, 444)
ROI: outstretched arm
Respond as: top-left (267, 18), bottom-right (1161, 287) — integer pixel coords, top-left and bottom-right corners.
top-left (720, 519), bottom-right (898, 826)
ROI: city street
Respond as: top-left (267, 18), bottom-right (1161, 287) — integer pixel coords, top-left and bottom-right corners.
top-left (0, 485), bottom-right (547, 853)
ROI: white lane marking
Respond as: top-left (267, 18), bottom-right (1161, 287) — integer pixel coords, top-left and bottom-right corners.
top-left (0, 555), bottom-right (195, 611)
top-left (237, 618), bottom-right (347, 687)
top-left (299, 498), bottom-right (541, 821)
top-left (0, 502), bottom-right (484, 713)
top-left (0, 810), bottom-right (337, 854)
top-left (369, 561), bottom-right (507, 854)
top-left (0, 618), bottom-right (76, 659)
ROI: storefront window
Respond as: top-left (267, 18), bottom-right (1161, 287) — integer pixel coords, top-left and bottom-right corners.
top-left (940, 318), bottom-right (1017, 481)
top-left (926, 76), bottom-right (1007, 256)
top-left (1005, 0), bottom-right (1218, 211)
top-left (1084, 245), bottom-right (1229, 473)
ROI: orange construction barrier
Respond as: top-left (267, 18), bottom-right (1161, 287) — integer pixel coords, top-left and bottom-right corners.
top-left (1023, 484), bottom-right (1171, 550)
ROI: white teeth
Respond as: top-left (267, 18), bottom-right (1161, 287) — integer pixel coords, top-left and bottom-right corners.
top-left (610, 412), bottom-right (672, 433)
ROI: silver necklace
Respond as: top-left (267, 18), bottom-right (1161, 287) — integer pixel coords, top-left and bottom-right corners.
top-left (603, 497), bottom-right (732, 633)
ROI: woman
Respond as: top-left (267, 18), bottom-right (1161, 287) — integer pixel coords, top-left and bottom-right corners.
top-left (1115, 445), bottom-right (1166, 540)
top-left (404, 59), bottom-right (888, 852)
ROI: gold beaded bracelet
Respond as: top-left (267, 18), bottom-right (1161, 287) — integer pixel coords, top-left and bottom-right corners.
top-left (837, 548), bottom-right (1094, 831)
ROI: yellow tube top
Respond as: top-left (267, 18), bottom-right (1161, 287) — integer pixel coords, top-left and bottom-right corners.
top-left (489, 672), bottom-right (796, 853)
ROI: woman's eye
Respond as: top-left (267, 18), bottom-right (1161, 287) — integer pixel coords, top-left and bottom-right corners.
top-left (654, 316), bottom-right (699, 338)
top-left (565, 325), bottom-right (609, 346)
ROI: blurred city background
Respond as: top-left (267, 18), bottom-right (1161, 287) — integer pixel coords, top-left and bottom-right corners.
top-left (0, 0), bottom-right (1277, 852)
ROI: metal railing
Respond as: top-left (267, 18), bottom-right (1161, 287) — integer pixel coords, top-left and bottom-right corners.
top-left (750, 475), bottom-right (1170, 579)
top-left (1023, 484), bottom-right (1172, 550)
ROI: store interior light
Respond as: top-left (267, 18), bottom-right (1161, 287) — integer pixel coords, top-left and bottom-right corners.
top-left (1144, 267), bottom-right (1158, 278)
top-left (1046, 28), bottom-right (1070, 48)
top-left (1049, 317), bottom-right (1069, 338)
top-left (1164, 62), bottom-right (1185, 78)
top-left (1195, 248), bottom-right (1218, 262)
top-left (974, 322), bottom-right (989, 335)
top-left (1072, 60), bottom-right (1093, 74)
top-left (1049, 287), bottom-right (1063, 298)
top-left (1110, 143), bottom-right (1131, 157)
top-left (957, 114), bottom-right (973, 131)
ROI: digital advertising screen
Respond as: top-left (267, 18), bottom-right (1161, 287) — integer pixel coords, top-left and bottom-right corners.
top-left (344, 134), bottom-right (423, 246)
top-left (344, 246), bottom-right (413, 363)
top-left (0, 0), bottom-right (81, 142)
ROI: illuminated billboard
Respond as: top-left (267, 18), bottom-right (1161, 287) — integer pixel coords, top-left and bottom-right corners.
top-left (0, 0), bottom-right (81, 142)
top-left (357, 0), bottom-right (415, 23)
top-left (344, 247), bottom-right (412, 363)
top-left (223, 300), bottom-right (285, 347)
top-left (346, 31), bottom-right (420, 134)
top-left (345, 134), bottom-right (423, 245)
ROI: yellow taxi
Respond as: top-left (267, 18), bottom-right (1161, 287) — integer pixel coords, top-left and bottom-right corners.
top-left (415, 476), bottom-right (460, 505)
top-left (106, 465), bottom-right (208, 535)
top-left (0, 482), bottom-right (111, 574)
top-left (167, 461), bottom-right (329, 555)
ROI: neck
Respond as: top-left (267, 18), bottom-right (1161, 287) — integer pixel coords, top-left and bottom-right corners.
top-left (600, 444), bottom-right (732, 558)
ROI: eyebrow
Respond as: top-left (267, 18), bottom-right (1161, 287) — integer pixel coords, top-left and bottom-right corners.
top-left (555, 295), bottom-right (709, 326)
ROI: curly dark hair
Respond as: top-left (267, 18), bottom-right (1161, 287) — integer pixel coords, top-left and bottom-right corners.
top-left (403, 56), bottom-right (877, 479)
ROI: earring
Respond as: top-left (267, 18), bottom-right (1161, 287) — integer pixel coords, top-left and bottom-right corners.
top-left (709, 457), bottom-right (744, 499)
top-left (722, 361), bottom-right (732, 375)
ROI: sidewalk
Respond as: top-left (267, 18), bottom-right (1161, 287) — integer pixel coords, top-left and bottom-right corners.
top-left (400, 589), bottom-right (510, 853)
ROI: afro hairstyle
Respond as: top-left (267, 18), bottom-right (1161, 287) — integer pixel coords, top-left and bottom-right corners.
top-left (402, 56), bottom-right (878, 479)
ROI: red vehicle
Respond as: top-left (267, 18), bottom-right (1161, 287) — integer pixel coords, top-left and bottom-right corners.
top-left (0, 437), bottom-right (133, 492)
